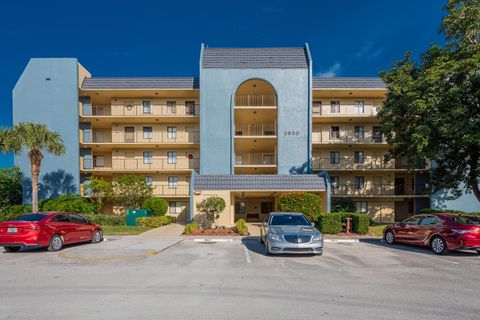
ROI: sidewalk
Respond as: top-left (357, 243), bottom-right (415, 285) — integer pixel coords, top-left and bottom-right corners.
top-left (140, 223), bottom-right (185, 237)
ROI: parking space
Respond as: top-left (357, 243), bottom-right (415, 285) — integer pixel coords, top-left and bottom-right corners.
top-left (1, 236), bottom-right (479, 320)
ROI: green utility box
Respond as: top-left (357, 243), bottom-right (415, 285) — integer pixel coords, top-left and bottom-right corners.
top-left (126, 209), bottom-right (151, 226)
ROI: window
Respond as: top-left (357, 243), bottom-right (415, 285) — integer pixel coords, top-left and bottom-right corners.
top-left (355, 202), bottom-right (368, 213)
top-left (372, 126), bottom-right (382, 143)
top-left (167, 151), bottom-right (177, 164)
top-left (354, 151), bottom-right (365, 164)
top-left (169, 201), bottom-right (184, 214)
top-left (51, 214), bottom-right (69, 223)
top-left (330, 126), bottom-right (340, 139)
top-left (185, 101), bottom-right (195, 115)
top-left (354, 176), bottom-right (365, 189)
top-left (330, 176), bottom-right (339, 189)
top-left (168, 176), bottom-right (178, 189)
top-left (143, 100), bottom-right (151, 114)
top-left (143, 151), bottom-right (153, 164)
top-left (419, 216), bottom-right (440, 226)
top-left (355, 101), bottom-right (365, 114)
top-left (403, 216), bottom-right (421, 226)
top-left (330, 151), bottom-right (340, 165)
top-left (167, 101), bottom-right (177, 114)
top-left (145, 176), bottom-right (153, 186)
top-left (69, 214), bottom-right (88, 224)
top-left (167, 127), bottom-right (177, 139)
top-left (143, 127), bottom-right (153, 139)
top-left (354, 126), bottom-right (365, 139)
top-left (235, 202), bottom-right (246, 215)
top-left (331, 101), bottom-right (340, 113)
top-left (94, 155), bottom-right (105, 167)
top-left (312, 101), bottom-right (322, 115)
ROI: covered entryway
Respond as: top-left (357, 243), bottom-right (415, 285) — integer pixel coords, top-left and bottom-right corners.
top-left (191, 173), bottom-right (328, 227)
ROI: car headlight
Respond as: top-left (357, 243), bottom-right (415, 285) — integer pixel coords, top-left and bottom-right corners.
top-left (269, 233), bottom-right (282, 241)
top-left (312, 235), bottom-right (323, 241)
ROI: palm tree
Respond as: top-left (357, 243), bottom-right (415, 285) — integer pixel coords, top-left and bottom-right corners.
top-left (8, 123), bottom-right (65, 212)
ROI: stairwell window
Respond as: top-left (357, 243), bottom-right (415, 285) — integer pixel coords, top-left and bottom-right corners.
top-left (167, 151), bottom-right (177, 164)
top-left (331, 101), bottom-right (340, 113)
top-left (143, 152), bottom-right (153, 164)
top-left (168, 176), bottom-right (178, 189)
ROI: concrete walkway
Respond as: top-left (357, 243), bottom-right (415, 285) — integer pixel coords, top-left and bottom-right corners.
top-left (246, 222), bottom-right (261, 236)
top-left (140, 223), bottom-right (185, 237)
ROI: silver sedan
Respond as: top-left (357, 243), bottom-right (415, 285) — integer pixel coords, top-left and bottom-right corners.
top-left (260, 212), bottom-right (323, 255)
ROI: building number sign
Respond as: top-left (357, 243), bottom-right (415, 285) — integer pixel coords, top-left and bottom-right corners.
top-left (284, 131), bottom-right (300, 136)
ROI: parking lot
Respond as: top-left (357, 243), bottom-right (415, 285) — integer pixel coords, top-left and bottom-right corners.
top-left (1, 236), bottom-right (479, 320)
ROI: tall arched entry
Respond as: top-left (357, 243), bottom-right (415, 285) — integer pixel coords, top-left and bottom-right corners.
top-left (233, 79), bottom-right (278, 175)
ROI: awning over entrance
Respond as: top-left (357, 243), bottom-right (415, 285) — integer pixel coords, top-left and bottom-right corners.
top-left (193, 174), bottom-right (327, 191)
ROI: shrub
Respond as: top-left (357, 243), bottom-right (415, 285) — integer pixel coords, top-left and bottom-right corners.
top-left (234, 219), bottom-right (249, 236)
top-left (277, 192), bottom-right (322, 221)
top-left (0, 204), bottom-right (32, 222)
top-left (317, 213), bottom-right (342, 234)
top-left (332, 197), bottom-right (356, 213)
top-left (351, 213), bottom-right (370, 235)
top-left (183, 221), bottom-right (199, 235)
top-left (83, 214), bottom-right (126, 226)
top-left (42, 194), bottom-right (98, 214)
top-left (196, 196), bottom-right (226, 228)
top-left (136, 215), bottom-right (174, 228)
top-left (141, 197), bottom-right (168, 216)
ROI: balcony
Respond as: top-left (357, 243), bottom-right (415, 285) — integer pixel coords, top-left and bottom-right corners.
top-left (82, 158), bottom-right (199, 172)
top-left (235, 153), bottom-right (276, 166)
top-left (235, 95), bottom-right (277, 107)
top-left (312, 105), bottom-right (379, 117)
top-left (235, 123), bottom-right (276, 137)
top-left (331, 184), bottom-right (428, 196)
top-left (152, 184), bottom-right (190, 197)
top-left (312, 157), bottom-right (395, 170)
top-left (312, 133), bottom-right (386, 145)
top-left (112, 131), bottom-right (199, 144)
top-left (82, 104), bottom-right (200, 117)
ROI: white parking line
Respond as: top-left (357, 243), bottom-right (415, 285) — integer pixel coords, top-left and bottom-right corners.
top-left (193, 238), bottom-right (233, 243)
top-left (243, 244), bottom-right (252, 263)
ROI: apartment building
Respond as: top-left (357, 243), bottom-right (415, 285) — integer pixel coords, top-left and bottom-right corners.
top-left (13, 44), bottom-right (437, 225)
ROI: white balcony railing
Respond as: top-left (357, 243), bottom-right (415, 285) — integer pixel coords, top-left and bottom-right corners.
top-left (83, 104), bottom-right (200, 117)
top-left (235, 123), bottom-right (276, 136)
top-left (235, 153), bottom-right (276, 165)
top-left (235, 95), bottom-right (277, 107)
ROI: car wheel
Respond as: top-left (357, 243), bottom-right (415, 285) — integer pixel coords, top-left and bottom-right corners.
top-left (92, 230), bottom-right (103, 244)
top-left (4, 246), bottom-right (21, 253)
top-left (385, 231), bottom-right (395, 244)
top-left (48, 234), bottom-right (63, 252)
top-left (430, 236), bottom-right (448, 255)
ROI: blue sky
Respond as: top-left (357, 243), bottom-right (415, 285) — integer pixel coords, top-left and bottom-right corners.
top-left (0, 0), bottom-right (446, 168)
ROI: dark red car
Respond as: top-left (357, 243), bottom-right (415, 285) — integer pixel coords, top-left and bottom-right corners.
top-left (0, 212), bottom-right (103, 252)
top-left (383, 213), bottom-right (480, 255)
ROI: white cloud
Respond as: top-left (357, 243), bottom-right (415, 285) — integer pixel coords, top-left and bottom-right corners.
top-left (316, 62), bottom-right (342, 77)
top-left (355, 41), bottom-right (384, 60)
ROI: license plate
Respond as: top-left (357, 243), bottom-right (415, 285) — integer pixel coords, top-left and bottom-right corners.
top-left (7, 228), bottom-right (17, 233)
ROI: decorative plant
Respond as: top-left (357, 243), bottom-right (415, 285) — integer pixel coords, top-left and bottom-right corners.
top-left (196, 196), bottom-right (226, 228)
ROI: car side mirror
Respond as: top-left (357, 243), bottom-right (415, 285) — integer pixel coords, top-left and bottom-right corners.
top-left (262, 222), bottom-right (268, 227)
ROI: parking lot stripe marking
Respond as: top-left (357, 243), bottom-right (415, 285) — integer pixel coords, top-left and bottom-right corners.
top-left (58, 239), bottom-right (184, 261)
top-left (243, 244), bottom-right (252, 263)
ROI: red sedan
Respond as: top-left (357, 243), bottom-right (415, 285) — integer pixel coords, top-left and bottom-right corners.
top-left (383, 213), bottom-right (480, 255)
top-left (0, 212), bottom-right (103, 252)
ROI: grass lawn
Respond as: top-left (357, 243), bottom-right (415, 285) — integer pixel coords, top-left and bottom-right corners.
top-left (102, 226), bottom-right (153, 236)
top-left (368, 224), bottom-right (388, 238)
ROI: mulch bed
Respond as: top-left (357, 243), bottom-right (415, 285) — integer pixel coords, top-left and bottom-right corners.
top-left (187, 227), bottom-right (243, 236)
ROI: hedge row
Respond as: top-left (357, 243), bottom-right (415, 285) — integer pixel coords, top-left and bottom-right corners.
top-left (136, 215), bottom-right (176, 228)
top-left (83, 214), bottom-right (126, 226)
top-left (315, 212), bottom-right (370, 235)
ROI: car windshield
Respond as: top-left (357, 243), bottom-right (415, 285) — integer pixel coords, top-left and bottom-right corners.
top-left (271, 215), bottom-right (310, 226)
top-left (14, 214), bottom-right (48, 222)
top-left (450, 216), bottom-right (480, 225)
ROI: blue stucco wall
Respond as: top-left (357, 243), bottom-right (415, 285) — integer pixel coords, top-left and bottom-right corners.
top-left (200, 68), bottom-right (311, 175)
top-left (13, 58), bottom-right (80, 202)
top-left (431, 185), bottom-right (480, 212)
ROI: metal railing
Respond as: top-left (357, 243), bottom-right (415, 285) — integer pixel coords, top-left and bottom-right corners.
top-left (235, 123), bottom-right (276, 136)
top-left (312, 157), bottom-right (396, 170)
top-left (111, 131), bottom-right (200, 144)
top-left (82, 158), bottom-right (199, 171)
top-left (331, 184), bottom-right (427, 196)
top-left (312, 134), bottom-right (386, 144)
top-left (312, 105), bottom-right (380, 117)
top-left (82, 104), bottom-right (200, 117)
top-left (152, 184), bottom-right (190, 196)
top-left (235, 95), bottom-right (277, 107)
top-left (235, 153), bottom-right (276, 165)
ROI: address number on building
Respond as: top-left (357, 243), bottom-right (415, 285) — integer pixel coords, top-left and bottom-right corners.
top-left (284, 131), bottom-right (300, 136)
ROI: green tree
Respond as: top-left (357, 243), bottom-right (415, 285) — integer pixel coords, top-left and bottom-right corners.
top-left (196, 196), bottom-right (226, 228)
top-left (379, 0), bottom-right (480, 202)
top-left (110, 175), bottom-right (153, 213)
top-left (332, 197), bottom-right (356, 213)
top-left (141, 197), bottom-right (168, 216)
top-left (0, 166), bottom-right (23, 209)
top-left (87, 176), bottom-right (112, 214)
top-left (3, 123), bottom-right (65, 212)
